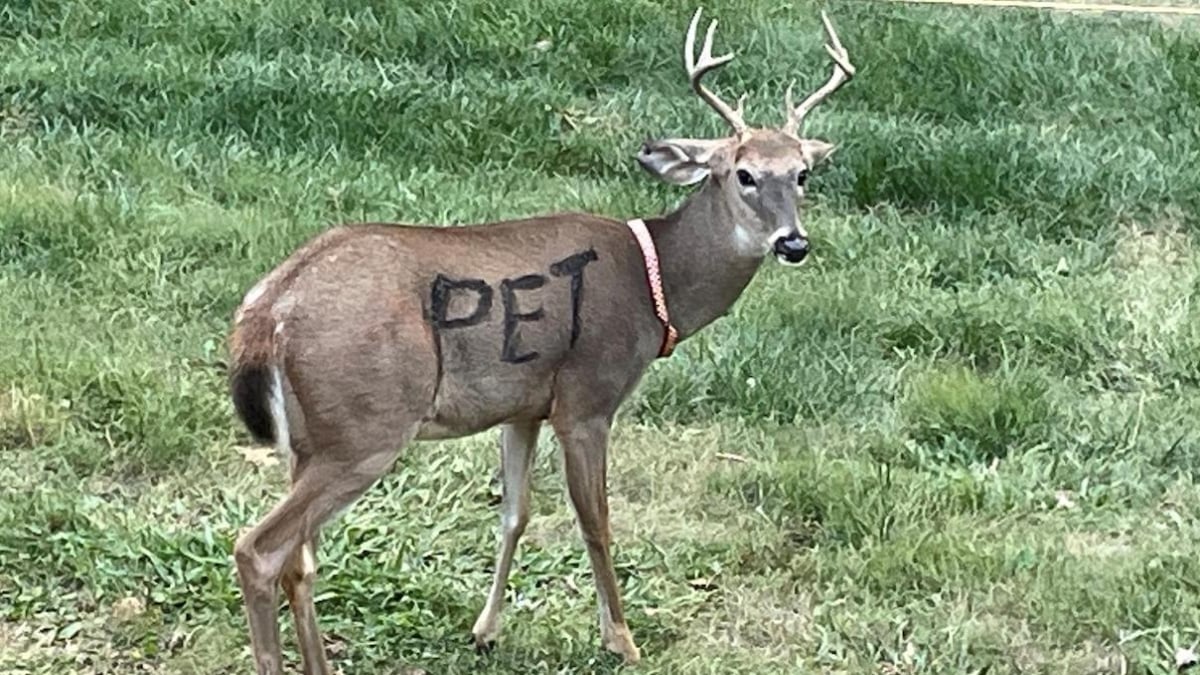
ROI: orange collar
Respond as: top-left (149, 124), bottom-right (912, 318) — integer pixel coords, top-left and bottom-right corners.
top-left (625, 218), bottom-right (678, 358)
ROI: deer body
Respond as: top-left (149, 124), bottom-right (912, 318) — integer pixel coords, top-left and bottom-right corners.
top-left (227, 8), bottom-right (854, 673)
top-left (233, 213), bottom-right (669, 447)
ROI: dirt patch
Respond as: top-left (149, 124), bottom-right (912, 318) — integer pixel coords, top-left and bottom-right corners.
top-left (521, 423), bottom-right (769, 543)
top-left (1063, 530), bottom-right (1134, 559)
top-left (680, 579), bottom-right (814, 656)
top-left (1113, 216), bottom-right (1192, 270)
top-left (0, 387), bottom-right (66, 451)
top-left (890, 0), bottom-right (1200, 14)
top-left (888, 0), bottom-right (1200, 28)
top-left (1112, 216), bottom-right (1196, 356)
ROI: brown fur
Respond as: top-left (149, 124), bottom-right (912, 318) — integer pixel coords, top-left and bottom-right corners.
top-left (226, 9), bottom-right (854, 673)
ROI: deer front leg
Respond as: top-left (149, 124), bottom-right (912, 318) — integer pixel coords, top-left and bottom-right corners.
top-left (553, 416), bottom-right (641, 664)
top-left (472, 421), bottom-right (540, 650)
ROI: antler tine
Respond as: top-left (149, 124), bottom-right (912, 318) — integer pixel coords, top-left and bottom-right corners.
top-left (783, 11), bottom-right (856, 137)
top-left (684, 7), bottom-right (748, 135)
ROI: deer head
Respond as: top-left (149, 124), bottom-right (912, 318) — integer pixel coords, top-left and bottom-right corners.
top-left (637, 7), bottom-right (856, 266)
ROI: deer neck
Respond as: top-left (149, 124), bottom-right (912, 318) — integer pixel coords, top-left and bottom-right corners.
top-left (642, 181), bottom-right (766, 341)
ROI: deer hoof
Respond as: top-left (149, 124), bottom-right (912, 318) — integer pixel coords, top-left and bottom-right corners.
top-left (602, 630), bottom-right (641, 664)
top-left (472, 634), bottom-right (496, 655)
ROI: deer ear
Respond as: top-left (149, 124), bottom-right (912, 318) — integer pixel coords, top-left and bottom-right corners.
top-left (802, 139), bottom-right (837, 167)
top-left (636, 138), bottom-right (726, 186)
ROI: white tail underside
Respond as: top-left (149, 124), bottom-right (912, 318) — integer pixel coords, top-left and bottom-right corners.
top-left (268, 365), bottom-right (292, 468)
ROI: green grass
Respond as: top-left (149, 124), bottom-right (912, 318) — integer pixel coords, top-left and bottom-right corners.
top-left (3, 0), bottom-right (1200, 672)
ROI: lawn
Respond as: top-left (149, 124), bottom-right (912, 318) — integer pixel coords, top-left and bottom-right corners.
top-left (3, 0), bottom-right (1200, 673)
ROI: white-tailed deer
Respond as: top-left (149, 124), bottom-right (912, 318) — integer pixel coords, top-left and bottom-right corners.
top-left (227, 7), bottom-right (854, 672)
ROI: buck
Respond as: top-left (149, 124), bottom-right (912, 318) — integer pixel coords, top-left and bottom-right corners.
top-left (226, 7), bottom-right (855, 673)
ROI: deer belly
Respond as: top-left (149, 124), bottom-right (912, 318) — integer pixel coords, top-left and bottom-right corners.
top-left (416, 314), bottom-right (562, 439)
top-left (418, 369), bottom-right (555, 440)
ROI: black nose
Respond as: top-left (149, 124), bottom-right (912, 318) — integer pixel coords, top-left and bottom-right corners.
top-left (773, 233), bottom-right (810, 263)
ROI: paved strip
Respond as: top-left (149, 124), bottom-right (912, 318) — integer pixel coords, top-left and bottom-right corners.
top-left (885, 0), bottom-right (1200, 15)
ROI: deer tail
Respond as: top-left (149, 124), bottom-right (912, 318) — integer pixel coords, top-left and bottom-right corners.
top-left (228, 311), bottom-right (288, 453)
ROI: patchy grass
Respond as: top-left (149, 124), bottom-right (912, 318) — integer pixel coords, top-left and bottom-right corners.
top-left (3, 0), bottom-right (1200, 673)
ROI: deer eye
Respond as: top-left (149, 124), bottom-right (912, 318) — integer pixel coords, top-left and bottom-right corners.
top-left (797, 169), bottom-right (810, 187)
top-left (736, 169), bottom-right (756, 187)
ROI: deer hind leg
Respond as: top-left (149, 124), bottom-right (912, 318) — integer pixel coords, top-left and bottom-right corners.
top-left (280, 536), bottom-right (327, 675)
top-left (553, 416), bottom-right (641, 664)
top-left (234, 445), bottom-right (405, 675)
top-left (472, 421), bottom-right (540, 650)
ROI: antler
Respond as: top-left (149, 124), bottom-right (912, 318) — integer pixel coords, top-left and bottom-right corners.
top-left (783, 11), bottom-right (856, 137)
top-left (684, 7), bottom-right (748, 135)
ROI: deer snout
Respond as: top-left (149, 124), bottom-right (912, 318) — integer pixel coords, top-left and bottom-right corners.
top-left (772, 231), bottom-right (810, 265)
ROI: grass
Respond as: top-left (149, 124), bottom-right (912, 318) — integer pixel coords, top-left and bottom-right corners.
top-left (2, 0), bottom-right (1200, 672)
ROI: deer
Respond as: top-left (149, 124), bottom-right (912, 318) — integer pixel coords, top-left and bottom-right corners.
top-left (225, 6), bottom-right (854, 673)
